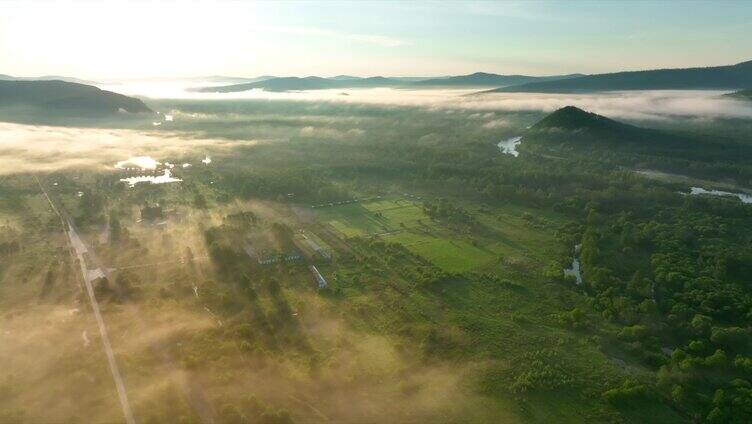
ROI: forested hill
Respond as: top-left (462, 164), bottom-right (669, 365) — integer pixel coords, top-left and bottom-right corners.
top-left (410, 72), bottom-right (584, 87)
top-left (487, 60), bottom-right (752, 93)
top-left (528, 106), bottom-right (663, 146)
top-left (0, 80), bottom-right (152, 118)
top-left (532, 106), bottom-right (640, 134)
top-left (525, 106), bottom-right (752, 183)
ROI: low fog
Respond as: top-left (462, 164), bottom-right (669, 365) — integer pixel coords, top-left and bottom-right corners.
top-left (0, 123), bottom-right (249, 175)
top-left (101, 80), bottom-right (752, 121)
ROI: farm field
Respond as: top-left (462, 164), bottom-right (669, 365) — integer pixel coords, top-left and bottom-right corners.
top-left (317, 198), bottom-right (568, 273)
top-left (316, 199), bottom-right (420, 237)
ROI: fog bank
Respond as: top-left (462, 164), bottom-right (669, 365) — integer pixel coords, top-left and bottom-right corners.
top-left (101, 80), bottom-right (752, 121)
top-left (0, 122), bottom-right (248, 175)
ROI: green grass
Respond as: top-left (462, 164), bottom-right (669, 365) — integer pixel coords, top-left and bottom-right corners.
top-left (300, 229), bottom-right (334, 252)
top-left (471, 204), bottom-right (569, 265)
top-left (318, 199), bottom-right (427, 235)
top-left (385, 230), bottom-right (496, 272)
top-left (318, 199), bottom-right (497, 271)
top-left (318, 202), bottom-right (390, 237)
top-left (317, 198), bottom-right (569, 273)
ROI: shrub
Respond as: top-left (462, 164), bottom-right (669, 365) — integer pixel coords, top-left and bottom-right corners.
top-left (617, 325), bottom-right (648, 341)
top-left (602, 379), bottom-right (653, 407)
top-left (734, 356), bottom-right (752, 373)
top-left (710, 327), bottom-right (750, 350)
top-left (510, 350), bottom-right (572, 393)
top-left (704, 349), bottom-right (728, 368)
top-left (556, 307), bottom-right (589, 330)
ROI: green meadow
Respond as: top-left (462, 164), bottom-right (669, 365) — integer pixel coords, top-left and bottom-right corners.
top-left (317, 198), bottom-right (567, 273)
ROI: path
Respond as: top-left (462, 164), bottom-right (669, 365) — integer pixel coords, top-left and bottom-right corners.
top-left (35, 175), bottom-right (136, 424)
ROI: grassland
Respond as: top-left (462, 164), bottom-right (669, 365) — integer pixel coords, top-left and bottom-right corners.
top-left (316, 198), bottom-right (567, 273)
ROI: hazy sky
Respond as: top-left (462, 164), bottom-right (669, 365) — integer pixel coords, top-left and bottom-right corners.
top-left (2, 0), bottom-right (751, 79)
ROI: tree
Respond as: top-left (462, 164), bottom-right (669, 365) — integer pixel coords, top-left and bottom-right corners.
top-left (704, 349), bottom-right (728, 368)
top-left (691, 314), bottom-right (712, 336)
top-left (194, 192), bottom-right (207, 209)
top-left (109, 213), bottom-right (122, 242)
top-left (115, 271), bottom-right (140, 298)
top-left (219, 404), bottom-right (244, 424)
top-left (711, 327), bottom-right (750, 351)
top-left (602, 378), bottom-right (653, 407)
top-left (618, 325), bottom-right (648, 342)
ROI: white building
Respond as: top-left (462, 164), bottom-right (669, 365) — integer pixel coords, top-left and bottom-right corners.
top-left (309, 265), bottom-right (327, 289)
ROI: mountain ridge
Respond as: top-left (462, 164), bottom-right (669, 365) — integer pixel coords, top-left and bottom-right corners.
top-left (195, 76), bottom-right (409, 92)
top-left (486, 60), bottom-right (752, 93)
top-left (0, 74), bottom-right (99, 85)
top-left (412, 72), bottom-right (585, 87)
top-left (196, 72), bottom-right (585, 93)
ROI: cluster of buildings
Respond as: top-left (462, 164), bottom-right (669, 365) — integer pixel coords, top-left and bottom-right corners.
top-left (244, 244), bottom-right (303, 265)
top-left (242, 228), bottom-right (333, 289)
top-left (309, 196), bottom-right (382, 209)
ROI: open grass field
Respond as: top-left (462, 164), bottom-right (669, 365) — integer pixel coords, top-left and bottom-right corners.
top-left (318, 199), bottom-right (489, 272)
top-left (317, 198), bottom-right (569, 273)
top-left (384, 230), bottom-right (495, 272)
top-left (470, 204), bottom-right (570, 265)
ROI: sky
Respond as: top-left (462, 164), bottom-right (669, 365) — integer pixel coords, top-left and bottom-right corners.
top-left (1, 0), bottom-right (751, 80)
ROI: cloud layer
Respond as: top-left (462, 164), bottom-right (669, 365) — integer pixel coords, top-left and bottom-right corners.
top-left (0, 123), bottom-right (247, 175)
top-left (106, 81), bottom-right (752, 122)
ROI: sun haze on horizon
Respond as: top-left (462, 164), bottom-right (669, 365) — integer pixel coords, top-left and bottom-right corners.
top-left (2, 0), bottom-right (751, 80)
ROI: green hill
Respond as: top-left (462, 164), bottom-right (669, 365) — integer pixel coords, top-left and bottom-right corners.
top-left (532, 106), bottom-right (639, 134)
top-left (526, 106), bottom-right (752, 170)
top-left (529, 106), bottom-right (689, 149)
top-left (487, 60), bottom-right (752, 93)
top-left (0, 80), bottom-right (152, 120)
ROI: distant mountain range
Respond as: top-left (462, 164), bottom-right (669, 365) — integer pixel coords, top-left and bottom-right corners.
top-left (0, 80), bottom-right (152, 119)
top-left (11, 59), bottom-right (747, 96)
top-left (486, 60), bottom-right (752, 93)
top-left (411, 72), bottom-right (584, 87)
top-left (198, 60), bottom-right (752, 94)
top-left (196, 76), bottom-right (401, 92)
top-left (195, 72), bottom-right (584, 93)
top-left (198, 75), bottom-right (275, 84)
top-left (0, 74), bottom-right (99, 85)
